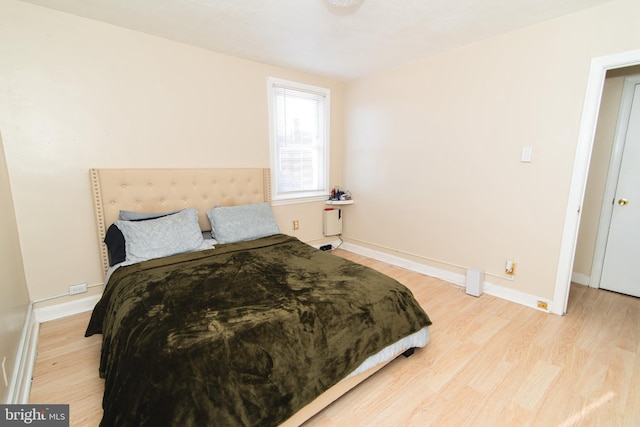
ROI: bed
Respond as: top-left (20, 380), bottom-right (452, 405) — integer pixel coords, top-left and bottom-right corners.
top-left (85, 168), bottom-right (431, 426)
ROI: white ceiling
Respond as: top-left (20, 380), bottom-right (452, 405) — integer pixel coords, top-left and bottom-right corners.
top-left (20, 0), bottom-right (612, 80)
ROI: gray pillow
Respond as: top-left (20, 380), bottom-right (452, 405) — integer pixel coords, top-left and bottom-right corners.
top-left (115, 208), bottom-right (213, 263)
top-left (118, 209), bottom-right (181, 221)
top-left (206, 202), bottom-right (280, 244)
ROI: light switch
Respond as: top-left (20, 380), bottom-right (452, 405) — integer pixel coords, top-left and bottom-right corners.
top-left (521, 146), bottom-right (534, 162)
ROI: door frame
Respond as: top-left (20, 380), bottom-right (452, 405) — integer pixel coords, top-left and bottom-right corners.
top-left (590, 75), bottom-right (640, 289)
top-left (552, 49), bottom-right (640, 315)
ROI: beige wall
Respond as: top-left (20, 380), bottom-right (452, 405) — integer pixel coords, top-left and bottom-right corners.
top-left (342, 0), bottom-right (640, 300)
top-left (574, 65), bottom-right (640, 279)
top-left (1, 0), bottom-right (639, 310)
top-left (0, 0), bottom-right (344, 302)
top-left (0, 130), bottom-right (31, 402)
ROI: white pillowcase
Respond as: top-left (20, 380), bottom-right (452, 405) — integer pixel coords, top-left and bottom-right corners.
top-left (114, 208), bottom-right (213, 263)
top-left (206, 202), bottom-right (280, 244)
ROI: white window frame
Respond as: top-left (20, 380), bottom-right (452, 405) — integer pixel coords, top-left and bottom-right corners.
top-left (267, 77), bottom-right (330, 204)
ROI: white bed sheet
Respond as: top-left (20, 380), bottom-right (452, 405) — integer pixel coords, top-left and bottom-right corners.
top-left (344, 326), bottom-right (430, 379)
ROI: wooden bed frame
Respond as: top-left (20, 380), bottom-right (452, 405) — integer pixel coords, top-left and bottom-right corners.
top-left (89, 167), bottom-right (408, 426)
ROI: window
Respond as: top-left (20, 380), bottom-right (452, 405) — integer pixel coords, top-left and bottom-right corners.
top-left (267, 77), bottom-right (330, 203)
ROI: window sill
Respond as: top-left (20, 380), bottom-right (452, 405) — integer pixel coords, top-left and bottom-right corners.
top-left (271, 195), bottom-right (329, 206)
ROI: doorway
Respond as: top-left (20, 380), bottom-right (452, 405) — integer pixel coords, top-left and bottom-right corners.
top-left (574, 69), bottom-right (640, 296)
top-left (554, 49), bottom-right (640, 315)
top-left (588, 74), bottom-right (640, 297)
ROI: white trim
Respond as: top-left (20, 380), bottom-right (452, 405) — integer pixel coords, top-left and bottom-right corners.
top-left (5, 304), bottom-right (38, 404)
top-left (341, 242), bottom-right (551, 313)
top-left (589, 75), bottom-right (640, 289)
top-left (341, 241), bottom-right (465, 284)
top-left (5, 294), bottom-right (102, 403)
top-left (571, 272), bottom-right (590, 287)
top-left (34, 293), bottom-right (102, 323)
top-left (266, 76), bottom-right (331, 203)
top-left (17, 320), bottom-right (38, 404)
top-left (271, 194), bottom-right (330, 206)
top-left (554, 49), bottom-right (640, 316)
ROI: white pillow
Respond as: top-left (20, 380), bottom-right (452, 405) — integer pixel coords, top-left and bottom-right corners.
top-left (115, 208), bottom-right (213, 263)
top-left (206, 202), bottom-right (280, 244)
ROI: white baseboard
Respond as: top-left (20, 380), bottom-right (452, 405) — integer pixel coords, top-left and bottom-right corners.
top-left (7, 294), bottom-right (102, 404)
top-left (34, 294), bottom-right (102, 324)
top-left (571, 272), bottom-right (590, 286)
top-left (341, 241), bottom-right (466, 285)
top-left (341, 242), bottom-right (551, 313)
top-left (483, 282), bottom-right (550, 313)
top-left (6, 304), bottom-right (39, 404)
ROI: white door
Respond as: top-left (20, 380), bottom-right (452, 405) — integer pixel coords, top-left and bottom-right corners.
top-left (600, 80), bottom-right (640, 297)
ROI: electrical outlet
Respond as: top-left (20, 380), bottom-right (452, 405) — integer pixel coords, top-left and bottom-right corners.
top-left (293, 219), bottom-right (299, 230)
top-left (505, 259), bottom-right (517, 276)
top-left (319, 244), bottom-right (332, 251)
top-left (69, 283), bottom-right (87, 295)
top-left (537, 301), bottom-right (548, 310)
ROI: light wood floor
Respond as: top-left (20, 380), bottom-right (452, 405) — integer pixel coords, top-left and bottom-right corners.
top-left (30, 250), bottom-right (640, 426)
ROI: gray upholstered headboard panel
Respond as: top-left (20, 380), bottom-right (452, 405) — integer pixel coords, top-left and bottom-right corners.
top-left (90, 168), bottom-right (271, 276)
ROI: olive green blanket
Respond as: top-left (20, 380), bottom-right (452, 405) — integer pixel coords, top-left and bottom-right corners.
top-left (86, 234), bottom-right (431, 426)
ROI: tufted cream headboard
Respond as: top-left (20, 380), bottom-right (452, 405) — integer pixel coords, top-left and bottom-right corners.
top-left (90, 168), bottom-right (271, 276)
